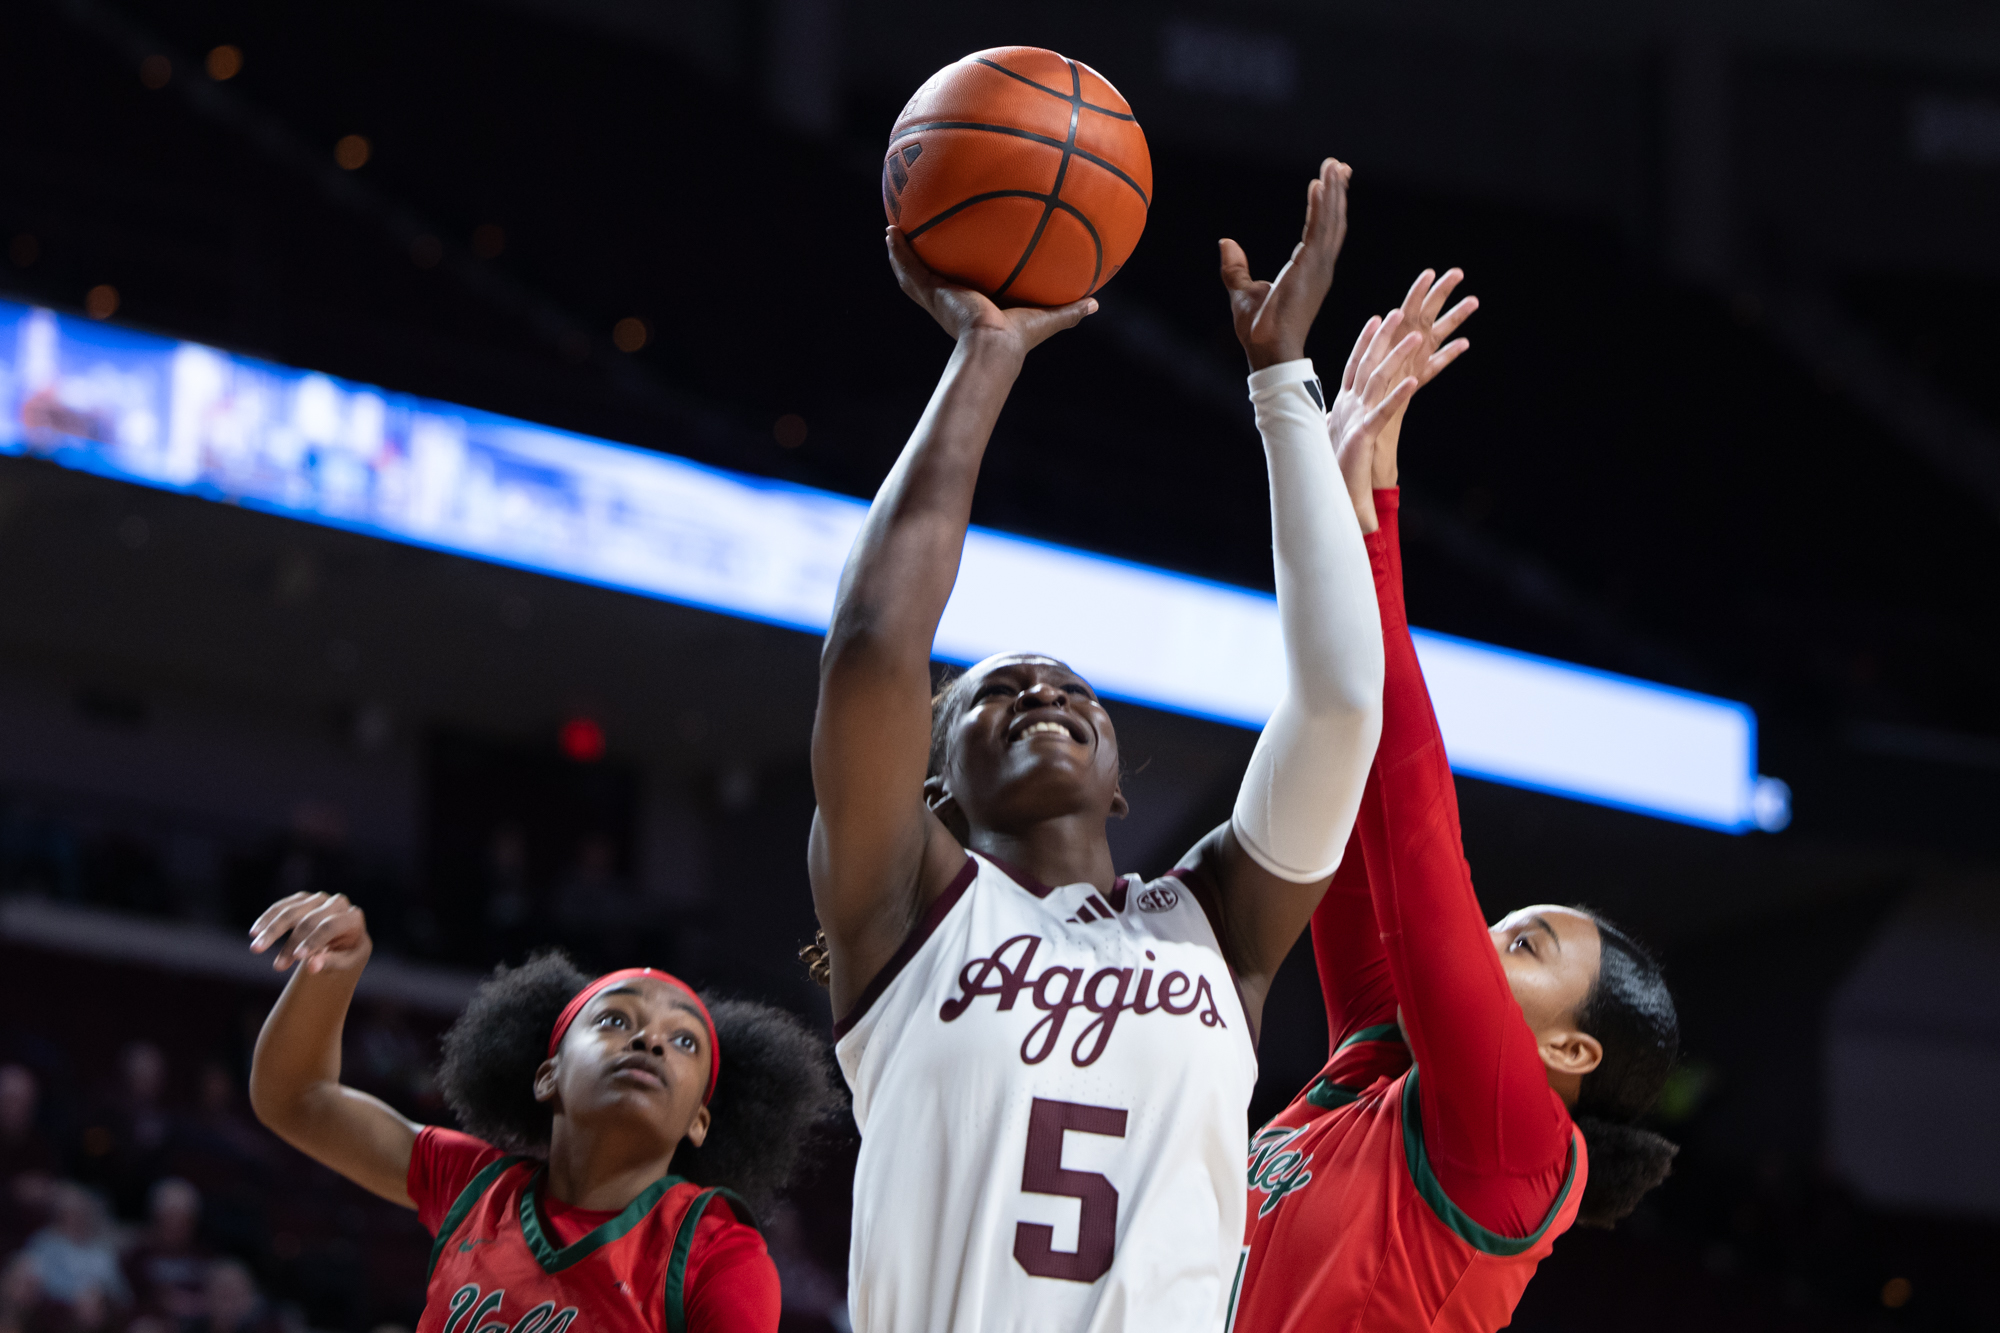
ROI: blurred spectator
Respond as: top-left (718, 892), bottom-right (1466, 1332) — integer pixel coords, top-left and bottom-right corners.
top-left (165, 1067), bottom-right (268, 1263)
top-left (552, 833), bottom-right (643, 968)
top-left (123, 1179), bottom-right (210, 1323)
top-left (21, 1183), bottom-right (129, 1324)
top-left (0, 1067), bottom-right (58, 1253)
top-left (191, 1260), bottom-right (279, 1333)
top-left (0, 1067), bottom-right (58, 1181)
top-left (79, 1044), bottom-right (172, 1218)
top-left (0, 1251), bottom-right (68, 1333)
top-left (479, 826), bottom-right (538, 962)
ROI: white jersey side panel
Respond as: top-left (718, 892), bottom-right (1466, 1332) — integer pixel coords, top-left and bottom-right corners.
top-left (836, 852), bottom-right (1258, 1333)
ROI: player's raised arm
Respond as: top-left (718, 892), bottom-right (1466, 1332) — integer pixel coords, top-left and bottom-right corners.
top-left (1179, 159), bottom-right (1417, 1023)
top-left (245, 892), bottom-right (421, 1207)
top-left (808, 231), bottom-right (1096, 1016)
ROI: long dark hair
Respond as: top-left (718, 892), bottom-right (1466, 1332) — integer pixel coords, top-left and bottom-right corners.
top-left (1569, 913), bottom-right (1681, 1228)
top-left (436, 951), bottom-right (840, 1214)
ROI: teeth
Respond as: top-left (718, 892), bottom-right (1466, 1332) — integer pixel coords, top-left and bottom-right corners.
top-left (1018, 721), bottom-right (1071, 741)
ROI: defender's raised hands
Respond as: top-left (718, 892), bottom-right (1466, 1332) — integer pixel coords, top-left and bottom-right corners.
top-left (1332, 269), bottom-right (1478, 529)
top-left (1220, 158), bottom-right (1352, 371)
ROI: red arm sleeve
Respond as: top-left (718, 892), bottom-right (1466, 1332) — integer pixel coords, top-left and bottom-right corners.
top-left (1311, 823), bottom-right (1396, 1056)
top-left (1357, 488), bottom-right (1573, 1236)
top-left (682, 1211), bottom-right (781, 1333)
top-left (406, 1127), bottom-right (505, 1235)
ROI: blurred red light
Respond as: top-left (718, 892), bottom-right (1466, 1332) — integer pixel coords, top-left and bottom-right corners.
top-left (559, 716), bottom-right (605, 762)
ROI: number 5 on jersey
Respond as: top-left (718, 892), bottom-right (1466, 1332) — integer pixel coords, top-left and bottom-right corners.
top-left (1014, 1098), bottom-right (1129, 1283)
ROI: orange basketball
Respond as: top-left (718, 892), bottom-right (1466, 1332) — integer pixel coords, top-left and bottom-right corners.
top-left (882, 47), bottom-right (1152, 308)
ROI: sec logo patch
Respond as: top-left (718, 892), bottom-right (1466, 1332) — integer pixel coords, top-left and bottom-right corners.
top-left (1136, 885), bottom-right (1179, 913)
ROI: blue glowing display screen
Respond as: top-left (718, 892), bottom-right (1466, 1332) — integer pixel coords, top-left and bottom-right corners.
top-left (0, 301), bottom-right (1765, 831)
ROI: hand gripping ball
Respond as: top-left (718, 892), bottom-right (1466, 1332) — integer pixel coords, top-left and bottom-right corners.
top-left (882, 47), bottom-right (1152, 307)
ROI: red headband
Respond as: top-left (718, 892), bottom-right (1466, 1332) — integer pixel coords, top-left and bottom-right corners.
top-left (547, 968), bottom-right (719, 1105)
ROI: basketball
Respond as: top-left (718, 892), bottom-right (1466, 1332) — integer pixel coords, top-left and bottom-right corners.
top-left (882, 47), bottom-right (1152, 307)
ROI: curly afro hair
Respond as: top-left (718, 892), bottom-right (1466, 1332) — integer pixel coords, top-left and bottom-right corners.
top-left (436, 950), bottom-right (841, 1214)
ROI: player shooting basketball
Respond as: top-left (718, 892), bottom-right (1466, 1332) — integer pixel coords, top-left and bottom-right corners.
top-left (806, 156), bottom-right (1419, 1332)
top-left (1228, 271), bottom-right (1684, 1332)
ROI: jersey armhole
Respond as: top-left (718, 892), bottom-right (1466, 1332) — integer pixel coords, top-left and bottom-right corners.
top-left (1305, 1022), bottom-right (1407, 1109)
top-left (832, 855), bottom-right (978, 1038)
top-left (425, 1156), bottom-right (527, 1279)
top-left (1398, 1066), bottom-right (1579, 1257)
top-left (663, 1188), bottom-right (762, 1333)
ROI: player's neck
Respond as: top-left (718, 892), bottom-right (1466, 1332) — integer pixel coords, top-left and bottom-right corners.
top-left (542, 1122), bottom-right (680, 1212)
top-left (969, 817), bottom-right (1118, 895)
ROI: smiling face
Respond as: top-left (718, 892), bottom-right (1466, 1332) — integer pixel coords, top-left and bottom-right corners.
top-left (930, 654), bottom-right (1126, 838)
top-left (533, 976), bottom-right (711, 1155)
top-left (1489, 905), bottom-right (1606, 1094)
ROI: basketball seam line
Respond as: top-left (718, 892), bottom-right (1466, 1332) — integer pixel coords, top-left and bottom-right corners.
top-left (889, 121), bottom-right (1150, 208)
top-left (993, 58), bottom-right (1088, 300)
top-left (901, 190), bottom-right (1103, 286)
top-left (969, 57), bottom-right (1137, 122)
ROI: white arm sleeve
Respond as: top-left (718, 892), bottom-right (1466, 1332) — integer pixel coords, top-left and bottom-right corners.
top-left (1229, 358), bottom-right (1386, 882)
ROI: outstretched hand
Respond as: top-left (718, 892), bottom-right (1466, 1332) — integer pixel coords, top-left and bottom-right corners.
top-left (1219, 158), bottom-right (1352, 371)
top-left (249, 892), bottom-right (373, 976)
top-left (1328, 311), bottom-right (1423, 533)
top-left (886, 228), bottom-right (1097, 356)
top-left (1330, 268), bottom-right (1477, 529)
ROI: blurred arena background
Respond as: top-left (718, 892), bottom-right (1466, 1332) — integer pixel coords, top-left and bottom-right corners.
top-left (3, 1), bottom-right (1999, 1329)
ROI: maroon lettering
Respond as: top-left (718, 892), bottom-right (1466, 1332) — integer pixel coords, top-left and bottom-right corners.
top-left (941, 933), bottom-right (1228, 1067)
top-left (940, 934), bottom-right (1041, 1021)
top-left (1131, 967), bottom-right (1157, 1014)
top-left (1023, 966), bottom-right (1085, 1064)
top-left (1070, 967), bottom-right (1135, 1066)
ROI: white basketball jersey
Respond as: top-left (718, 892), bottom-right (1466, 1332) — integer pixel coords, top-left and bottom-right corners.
top-left (835, 851), bottom-right (1258, 1333)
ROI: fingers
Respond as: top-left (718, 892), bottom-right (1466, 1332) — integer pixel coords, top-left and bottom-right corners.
top-left (1013, 295), bottom-right (1099, 352)
top-left (1361, 330), bottom-right (1425, 404)
top-left (1353, 309), bottom-right (1406, 384)
top-left (1341, 315), bottom-right (1381, 393)
top-left (1307, 158), bottom-right (1350, 258)
top-left (279, 895), bottom-right (356, 973)
top-left (1218, 238), bottom-right (1255, 291)
top-left (1424, 336), bottom-right (1471, 379)
top-left (1398, 269), bottom-right (1436, 322)
top-left (885, 227), bottom-right (936, 302)
top-left (1356, 376), bottom-right (1421, 436)
top-left (248, 892), bottom-right (330, 953)
top-left (1422, 268), bottom-right (1465, 320)
top-left (1431, 295), bottom-right (1479, 343)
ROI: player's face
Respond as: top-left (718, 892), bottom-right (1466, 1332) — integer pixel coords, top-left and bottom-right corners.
top-left (1490, 906), bottom-right (1603, 1038)
top-left (939, 654), bottom-right (1126, 834)
top-left (539, 977), bottom-right (711, 1152)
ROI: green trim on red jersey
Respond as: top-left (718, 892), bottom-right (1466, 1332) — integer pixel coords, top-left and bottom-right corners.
top-left (1336, 1021), bottom-right (1405, 1053)
top-left (1304, 1080), bottom-right (1360, 1110)
top-left (426, 1156), bottom-right (528, 1280)
top-left (663, 1188), bottom-right (760, 1333)
top-left (1306, 1022), bottom-right (1406, 1110)
top-left (1400, 1066), bottom-right (1578, 1257)
top-left (517, 1166), bottom-right (689, 1273)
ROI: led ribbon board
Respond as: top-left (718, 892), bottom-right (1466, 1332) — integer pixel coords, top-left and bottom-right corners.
top-left (0, 300), bottom-right (1767, 831)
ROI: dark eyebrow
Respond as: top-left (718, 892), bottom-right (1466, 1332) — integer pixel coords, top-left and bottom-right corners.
top-left (593, 988), bottom-right (705, 1030)
top-left (1527, 915), bottom-right (1562, 950)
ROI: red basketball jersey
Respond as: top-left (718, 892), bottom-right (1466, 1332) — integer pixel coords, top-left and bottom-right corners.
top-left (413, 1133), bottom-right (774, 1333)
top-left (1229, 1035), bottom-right (1585, 1333)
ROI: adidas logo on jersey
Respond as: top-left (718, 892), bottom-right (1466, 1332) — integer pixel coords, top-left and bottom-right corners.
top-left (1246, 1123), bottom-right (1315, 1218)
top-left (1065, 891), bottom-right (1120, 925)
